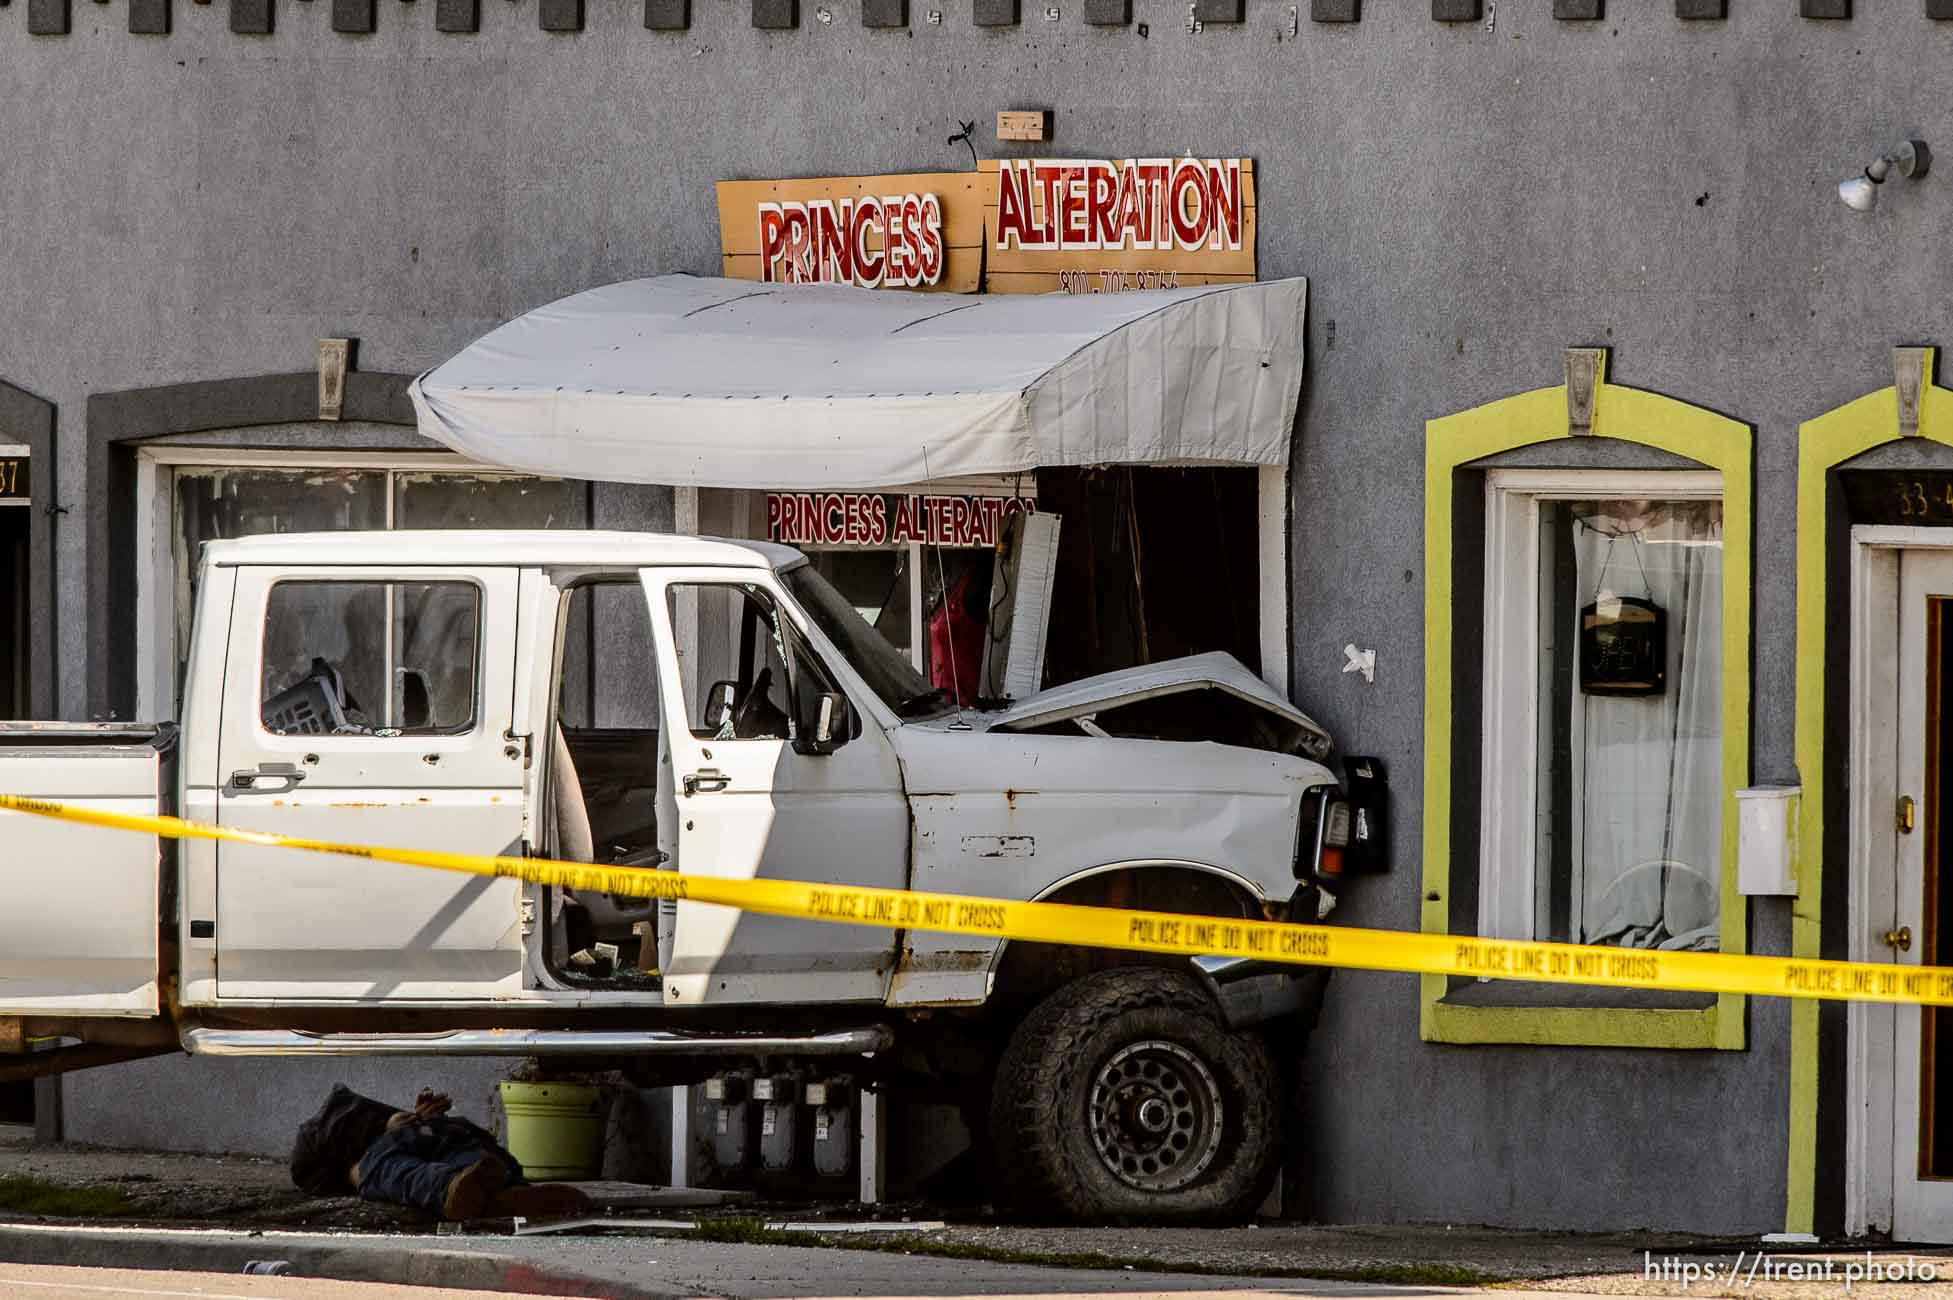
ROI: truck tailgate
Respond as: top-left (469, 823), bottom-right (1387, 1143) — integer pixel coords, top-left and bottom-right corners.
top-left (0, 732), bottom-right (165, 1017)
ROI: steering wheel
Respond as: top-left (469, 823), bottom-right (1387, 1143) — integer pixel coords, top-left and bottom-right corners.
top-left (732, 666), bottom-right (789, 739)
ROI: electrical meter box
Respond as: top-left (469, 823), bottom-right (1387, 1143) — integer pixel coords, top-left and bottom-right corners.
top-left (1735, 785), bottom-right (1800, 896)
top-left (754, 1073), bottom-right (804, 1172)
top-left (806, 1079), bottom-right (856, 1179)
top-left (702, 1072), bottom-right (755, 1172)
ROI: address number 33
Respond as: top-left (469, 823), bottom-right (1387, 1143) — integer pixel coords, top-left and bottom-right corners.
top-left (1895, 481), bottom-right (1953, 518)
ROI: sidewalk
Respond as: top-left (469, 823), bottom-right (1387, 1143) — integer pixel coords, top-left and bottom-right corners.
top-left (0, 1221), bottom-right (1558, 1300)
top-left (7, 1140), bottom-right (1953, 1298)
top-left (0, 1140), bottom-right (422, 1231)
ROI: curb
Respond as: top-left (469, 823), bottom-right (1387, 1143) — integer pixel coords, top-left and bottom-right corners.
top-left (0, 1221), bottom-right (687, 1299)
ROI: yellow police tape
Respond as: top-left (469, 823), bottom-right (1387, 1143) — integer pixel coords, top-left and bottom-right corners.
top-left (0, 791), bottom-right (1942, 1006)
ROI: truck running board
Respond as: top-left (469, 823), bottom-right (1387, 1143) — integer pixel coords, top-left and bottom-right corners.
top-left (180, 1025), bottom-right (894, 1058)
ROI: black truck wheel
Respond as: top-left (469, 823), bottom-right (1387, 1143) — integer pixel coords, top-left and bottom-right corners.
top-left (990, 967), bottom-right (1282, 1224)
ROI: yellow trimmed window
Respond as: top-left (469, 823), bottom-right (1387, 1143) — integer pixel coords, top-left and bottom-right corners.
top-left (1420, 361), bottom-right (1751, 1049)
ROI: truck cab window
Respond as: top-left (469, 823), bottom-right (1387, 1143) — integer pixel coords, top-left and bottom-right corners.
top-left (668, 584), bottom-right (791, 740)
top-left (780, 562), bottom-right (946, 719)
top-left (260, 580), bottom-right (480, 736)
top-left (667, 582), bottom-right (843, 742)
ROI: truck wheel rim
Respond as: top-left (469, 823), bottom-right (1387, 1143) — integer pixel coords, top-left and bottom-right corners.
top-left (1087, 1039), bottom-right (1224, 1192)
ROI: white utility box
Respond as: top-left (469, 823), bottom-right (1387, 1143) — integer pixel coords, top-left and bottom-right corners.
top-left (1735, 785), bottom-right (1800, 896)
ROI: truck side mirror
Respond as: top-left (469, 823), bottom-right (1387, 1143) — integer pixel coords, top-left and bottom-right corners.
top-left (794, 691), bottom-right (850, 756)
top-left (705, 680), bottom-right (739, 735)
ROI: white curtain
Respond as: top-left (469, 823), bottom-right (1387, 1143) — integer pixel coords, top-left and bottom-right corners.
top-left (1566, 501), bottom-right (1722, 951)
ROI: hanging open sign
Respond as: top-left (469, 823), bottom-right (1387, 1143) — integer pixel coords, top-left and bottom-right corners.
top-left (1580, 595), bottom-right (1666, 697)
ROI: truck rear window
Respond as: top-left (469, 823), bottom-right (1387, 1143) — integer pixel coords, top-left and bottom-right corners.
top-left (260, 581), bottom-right (481, 736)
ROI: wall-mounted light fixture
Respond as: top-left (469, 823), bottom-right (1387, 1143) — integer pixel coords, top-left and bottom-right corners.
top-left (1839, 139), bottom-right (1930, 212)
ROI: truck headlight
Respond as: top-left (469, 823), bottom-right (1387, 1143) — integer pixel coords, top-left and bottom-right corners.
top-left (1340, 755), bottom-right (1389, 874)
top-left (1297, 785), bottom-right (1351, 879)
top-left (1318, 795), bottom-right (1352, 878)
top-left (1301, 757), bottom-right (1390, 879)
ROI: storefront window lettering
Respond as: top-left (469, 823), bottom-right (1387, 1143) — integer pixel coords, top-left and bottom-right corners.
top-left (766, 492), bottom-right (1034, 548)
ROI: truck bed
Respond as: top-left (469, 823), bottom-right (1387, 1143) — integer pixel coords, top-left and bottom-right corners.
top-left (0, 723), bottom-right (173, 1017)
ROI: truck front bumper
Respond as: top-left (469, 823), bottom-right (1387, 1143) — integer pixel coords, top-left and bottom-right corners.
top-left (1189, 955), bottom-right (1325, 1029)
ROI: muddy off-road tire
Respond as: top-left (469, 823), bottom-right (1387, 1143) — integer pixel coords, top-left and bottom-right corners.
top-left (990, 967), bottom-right (1281, 1224)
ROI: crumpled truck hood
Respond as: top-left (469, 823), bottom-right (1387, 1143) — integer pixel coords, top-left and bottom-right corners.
top-left (979, 651), bottom-right (1332, 761)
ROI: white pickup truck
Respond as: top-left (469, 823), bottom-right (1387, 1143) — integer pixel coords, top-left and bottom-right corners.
top-left (0, 530), bottom-right (1382, 1222)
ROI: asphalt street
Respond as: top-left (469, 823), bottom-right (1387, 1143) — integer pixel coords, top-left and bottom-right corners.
top-left (0, 1263), bottom-right (506, 1299)
top-left (0, 1258), bottom-right (1596, 1300)
top-left (0, 1225), bottom-right (1468, 1300)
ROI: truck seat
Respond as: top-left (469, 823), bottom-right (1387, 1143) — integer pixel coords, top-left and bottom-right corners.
top-left (549, 725), bottom-right (596, 864)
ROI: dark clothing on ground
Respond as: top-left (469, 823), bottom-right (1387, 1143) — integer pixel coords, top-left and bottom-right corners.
top-left (290, 1083), bottom-right (530, 1219)
top-left (289, 1084), bottom-right (402, 1197)
top-left (355, 1117), bottom-right (526, 1216)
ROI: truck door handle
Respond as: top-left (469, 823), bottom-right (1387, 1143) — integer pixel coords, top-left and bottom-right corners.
top-left (229, 766), bottom-right (307, 793)
top-left (683, 769), bottom-right (731, 796)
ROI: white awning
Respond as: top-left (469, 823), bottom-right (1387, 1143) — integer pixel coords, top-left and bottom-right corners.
top-left (408, 274), bottom-right (1307, 490)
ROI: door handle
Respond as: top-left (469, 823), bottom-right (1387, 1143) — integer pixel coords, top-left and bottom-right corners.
top-left (683, 768), bottom-right (731, 796)
top-left (1885, 926), bottom-right (1914, 953)
top-left (229, 766), bottom-right (307, 794)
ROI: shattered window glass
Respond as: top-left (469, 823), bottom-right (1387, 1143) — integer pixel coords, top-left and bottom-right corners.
top-left (175, 468), bottom-right (385, 709)
top-left (394, 473), bottom-right (585, 530)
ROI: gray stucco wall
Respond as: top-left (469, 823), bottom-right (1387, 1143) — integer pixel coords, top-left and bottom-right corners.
top-left (63, 1053), bottom-right (674, 1185)
top-left (11, 0), bottom-right (1953, 1233)
top-left (62, 1054), bottom-right (515, 1156)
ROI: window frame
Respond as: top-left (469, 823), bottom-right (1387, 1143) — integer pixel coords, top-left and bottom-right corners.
top-left (136, 448), bottom-right (581, 719)
top-left (1421, 360), bottom-right (1752, 1050)
top-left (1477, 468), bottom-right (1726, 946)
top-left (663, 580), bottom-right (788, 739)
top-left (548, 571), bottom-right (663, 734)
top-left (661, 578), bottom-right (850, 743)
top-left (257, 575), bottom-right (487, 739)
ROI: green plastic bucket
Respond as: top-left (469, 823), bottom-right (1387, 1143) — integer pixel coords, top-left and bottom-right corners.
top-left (499, 1081), bottom-right (611, 1181)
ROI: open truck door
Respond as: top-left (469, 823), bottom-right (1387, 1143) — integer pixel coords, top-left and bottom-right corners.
top-left (0, 726), bottom-right (167, 1016)
top-left (648, 568), bottom-right (909, 1006)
